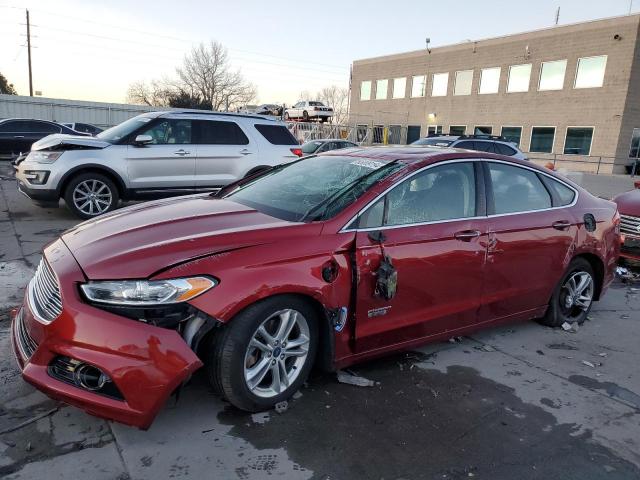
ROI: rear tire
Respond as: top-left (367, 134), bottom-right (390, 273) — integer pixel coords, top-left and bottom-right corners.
top-left (284, 112), bottom-right (290, 121)
top-left (207, 295), bottom-right (318, 412)
top-left (538, 258), bottom-right (595, 327)
top-left (64, 172), bottom-right (119, 219)
top-left (302, 111), bottom-right (309, 121)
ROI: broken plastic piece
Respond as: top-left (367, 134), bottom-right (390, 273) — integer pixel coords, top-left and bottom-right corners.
top-left (337, 370), bottom-right (375, 387)
top-left (582, 360), bottom-right (596, 368)
top-left (274, 401), bottom-right (288, 414)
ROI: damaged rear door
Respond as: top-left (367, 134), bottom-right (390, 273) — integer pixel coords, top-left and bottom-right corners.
top-left (350, 161), bottom-right (487, 353)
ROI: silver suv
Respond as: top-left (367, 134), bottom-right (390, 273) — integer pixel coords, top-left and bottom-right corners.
top-left (14, 111), bottom-right (302, 218)
top-left (412, 134), bottom-right (528, 160)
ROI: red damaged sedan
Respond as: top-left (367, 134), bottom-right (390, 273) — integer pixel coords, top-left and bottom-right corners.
top-left (12, 147), bottom-right (620, 428)
top-left (613, 186), bottom-right (640, 263)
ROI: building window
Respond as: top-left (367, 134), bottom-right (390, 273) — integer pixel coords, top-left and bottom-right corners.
top-left (454, 70), bottom-right (473, 96)
top-left (479, 67), bottom-right (501, 94)
top-left (427, 125), bottom-right (443, 136)
top-left (431, 73), bottom-right (449, 97)
top-left (411, 75), bottom-right (426, 97)
top-left (375, 79), bottom-right (388, 100)
top-left (449, 125), bottom-right (466, 136)
top-left (631, 128), bottom-right (640, 158)
top-left (530, 127), bottom-right (556, 153)
top-left (507, 64), bottom-right (531, 93)
top-left (392, 77), bottom-right (406, 99)
top-left (360, 81), bottom-right (371, 101)
top-left (564, 127), bottom-right (594, 155)
top-left (501, 126), bottom-right (523, 146)
top-left (538, 60), bottom-right (567, 91)
top-left (474, 126), bottom-right (492, 135)
top-left (575, 55), bottom-right (607, 89)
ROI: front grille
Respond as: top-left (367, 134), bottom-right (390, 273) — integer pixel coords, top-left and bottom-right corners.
top-left (620, 214), bottom-right (640, 238)
top-left (14, 308), bottom-right (38, 359)
top-left (28, 258), bottom-right (63, 324)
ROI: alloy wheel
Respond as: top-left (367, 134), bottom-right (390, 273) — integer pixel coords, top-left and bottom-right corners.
top-left (72, 180), bottom-right (112, 216)
top-left (244, 308), bottom-right (310, 398)
top-left (560, 271), bottom-right (594, 319)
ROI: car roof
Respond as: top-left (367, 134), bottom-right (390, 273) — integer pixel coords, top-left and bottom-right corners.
top-left (305, 139), bottom-right (354, 143)
top-left (149, 110), bottom-right (276, 122)
top-left (0, 118), bottom-right (61, 124)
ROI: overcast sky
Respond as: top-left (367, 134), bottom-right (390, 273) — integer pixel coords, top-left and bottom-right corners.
top-left (0, 0), bottom-right (638, 105)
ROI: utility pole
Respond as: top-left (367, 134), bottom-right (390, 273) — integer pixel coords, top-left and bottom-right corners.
top-left (555, 6), bottom-right (560, 25)
top-left (26, 9), bottom-right (33, 96)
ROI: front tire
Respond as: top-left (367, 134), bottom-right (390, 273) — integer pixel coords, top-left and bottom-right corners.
top-left (63, 172), bottom-right (119, 219)
top-left (539, 258), bottom-right (595, 327)
top-left (207, 295), bottom-right (318, 411)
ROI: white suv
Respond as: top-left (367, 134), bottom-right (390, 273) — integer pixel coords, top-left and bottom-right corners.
top-left (284, 101), bottom-right (333, 122)
top-left (14, 111), bottom-right (303, 218)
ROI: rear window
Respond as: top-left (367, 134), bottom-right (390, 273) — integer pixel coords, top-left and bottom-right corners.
top-left (195, 120), bottom-right (249, 145)
top-left (494, 143), bottom-right (517, 156)
top-left (309, 101), bottom-right (324, 106)
top-left (254, 124), bottom-right (298, 145)
top-left (412, 138), bottom-right (454, 146)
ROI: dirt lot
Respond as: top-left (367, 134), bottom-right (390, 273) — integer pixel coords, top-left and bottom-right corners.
top-left (1, 163), bottom-right (639, 479)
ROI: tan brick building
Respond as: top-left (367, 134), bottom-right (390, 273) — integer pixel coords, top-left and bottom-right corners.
top-left (349, 14), bottom-right (640, 173)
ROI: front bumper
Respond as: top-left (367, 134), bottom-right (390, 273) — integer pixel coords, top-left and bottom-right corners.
top-left (11, 239), bottom-right (203, 429)
top-left (620, 235), bottom-right (640, 262)
top-left (16, 179), bottom-right (58, 204)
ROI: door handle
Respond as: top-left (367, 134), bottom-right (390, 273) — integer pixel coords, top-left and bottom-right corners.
top-left (552, 220), bottom-right (571, 230)
top-left (240, 149), bottom-right (253, 155)
top-left (173, 149), bottom-right (191, 156)
top-left (454, 229), bottom-right (481, 241)
top-left (13, 135), bottom-right (25, 138)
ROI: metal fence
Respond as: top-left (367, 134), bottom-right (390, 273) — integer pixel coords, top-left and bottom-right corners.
top-left (0, 94), bottom-right (164, 128)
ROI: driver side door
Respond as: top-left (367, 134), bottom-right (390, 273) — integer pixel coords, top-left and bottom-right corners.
top-left (125, 118), bottom-right (196, 193)
top-left (351, 161), bottom-right (487, 354)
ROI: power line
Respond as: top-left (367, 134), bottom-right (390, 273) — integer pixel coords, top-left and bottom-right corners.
top-left (0, 4), bottom-right (348, 71)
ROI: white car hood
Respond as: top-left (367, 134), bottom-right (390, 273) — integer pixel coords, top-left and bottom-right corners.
top-left (31, 134), bottom-right (111, 151)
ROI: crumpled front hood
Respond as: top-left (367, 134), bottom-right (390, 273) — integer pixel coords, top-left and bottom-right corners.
top-left (61, 195), bottom-right (304, 279)
top-left (32, 134), bottom-right (111, 151)
top-left (613, 189), bottom-right (640, 217)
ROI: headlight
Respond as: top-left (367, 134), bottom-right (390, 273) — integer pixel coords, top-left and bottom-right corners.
top-left (26, 151), bottom-right (62, 163)
top-left (80, 277), bottom-right (217, 306)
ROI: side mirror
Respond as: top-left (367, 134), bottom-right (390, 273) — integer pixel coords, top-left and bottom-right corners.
top-left (133, 134), bottom-right (153, 146)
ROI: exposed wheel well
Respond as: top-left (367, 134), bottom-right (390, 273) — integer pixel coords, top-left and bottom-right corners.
top-left (198, 293), bottom-right (335, 372)
top-left (59, 168), bottom-right (125, 199)
top-left (573, 253), bottom-right (605, 300)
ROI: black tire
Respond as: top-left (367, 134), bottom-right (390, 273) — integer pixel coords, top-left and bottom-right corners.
top-left (63, 172), bottom-right (119, 219)
top-left (207, 295), bottom-right (319, 412)
top-left (302, 111), bottom-right (309, 121)
top-left (538, 258), bottom-right (596, 327)
top-left (284, 112), bottom-right (290, 121)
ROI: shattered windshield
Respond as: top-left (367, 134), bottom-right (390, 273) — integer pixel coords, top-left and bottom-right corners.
top-left (412, 138), bottom-right (454, 147)
top-left (225, 155), bottom-right (403, 222)
top-left (97, 115), bottom-right (154, 143)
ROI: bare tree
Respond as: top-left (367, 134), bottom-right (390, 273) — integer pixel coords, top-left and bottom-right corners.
top-left (0, 72), bottom-right (18, 95)
top-left (317, 85), bottom-right (349, 124)
top-left (126, 80), bottom-right (172, 106)
top-left (176, 41), bottom-right (257, 111)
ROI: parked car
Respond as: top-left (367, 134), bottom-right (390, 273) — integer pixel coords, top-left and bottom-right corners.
top-left (254, 104), bottom-right (283, 117)
top-left (612, 186), bottom-right (640, 263)
top-left (0, 118), bottom-right (87, 159)
top-left (412, 134), bottom-right (528, 160)
top-left (12, 146), bottom-right (619, 428)
top-left (62, 122), bottom-right (103, 136)
top-left (284, 101), bottom-right (333, 122)
top-left (14, 111), bottom-right (302, 218)
top-left (301, 139), bottom-right (358, 155)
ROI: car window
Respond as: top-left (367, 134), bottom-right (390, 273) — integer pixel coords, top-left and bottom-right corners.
top-left (472, 141), bottom-right (496, 153)
top-left (32, 121), bottom-right (61, 133)
top-left (138, 119), bottom-right (192, 145)
top-left (412, 138), bottom-right (454, 146)
top-left (545, 177), bottom-right (576, 206)
top-left (360, 162), bottom-right (477, 228)
top-left (489, 162), bottom-right (552, 214)
top-left (195, 120), bottom-right (249, 145)
top-left (254, 124), bottom-right (298, 145)
top-left (302, 141), bottom-right (322, 154)
top-left (455, 140), bottom-right (476, 150)
top-left (494, 143), bottom-right (517, 156)
top-left (0, 121), bottom-right (18, 132)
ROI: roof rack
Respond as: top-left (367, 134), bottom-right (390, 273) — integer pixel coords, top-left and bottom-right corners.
top-left (162, 110), bottom-right (275, 121)
top-left (458, 134), bottom-right (509, 141)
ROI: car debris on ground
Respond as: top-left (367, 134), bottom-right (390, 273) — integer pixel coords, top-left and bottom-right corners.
top-left (336, 370), bottom-right (376, 387)
top-left (561, 322), bottom-right (580, 333)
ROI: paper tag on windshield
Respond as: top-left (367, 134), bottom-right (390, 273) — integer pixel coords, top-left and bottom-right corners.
top-left (350, 159), bottom-right (386, 169)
